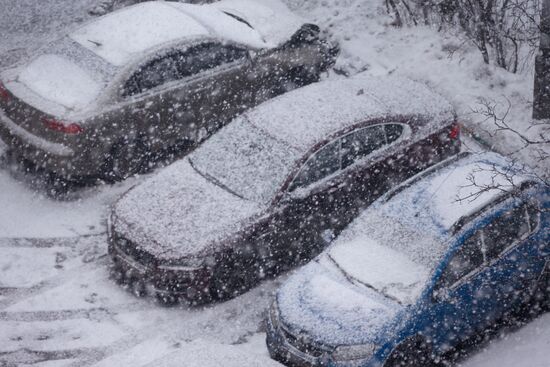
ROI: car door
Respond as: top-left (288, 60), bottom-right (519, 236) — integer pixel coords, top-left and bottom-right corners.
top-left (267, 124), bottom-right (406, 268)
top-left (169, 42), bottom-right (257, 141)
top-left (479, 200), bottom-right (544, 314)
top-left (338, 123), bottom-right (410, 220)
top-left (429, 230), bottom-right (495, 347)
top-left (268, 138), bottom-right (347, 269)
top-left (120, 42), bottom-right (253, 149)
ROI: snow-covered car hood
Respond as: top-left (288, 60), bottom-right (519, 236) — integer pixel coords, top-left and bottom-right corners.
top-left (113, 159), bottom-right (263, 261)
top-left (276, 259), bottom-right (403, 347)
top-left (327, 238), bottom-right (430, 305)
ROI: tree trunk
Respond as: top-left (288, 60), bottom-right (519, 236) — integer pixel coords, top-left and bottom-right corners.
top-left (534, 0), bottom-right (550, 119)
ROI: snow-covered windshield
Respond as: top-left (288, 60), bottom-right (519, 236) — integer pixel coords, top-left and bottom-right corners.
top-left (189, 117), bottom-right (300, 204)
top-left (327, 212), bottom-right (447, 304)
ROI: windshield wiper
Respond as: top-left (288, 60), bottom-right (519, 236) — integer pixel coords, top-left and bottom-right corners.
top-left (326, 253), bottom-right (402, 305)
top-left (188, 158), bottom-right (246, 200)
top-left (222, 11), bottom-right (254, 29)
top-left (87, 39), bottom-right (102, 47)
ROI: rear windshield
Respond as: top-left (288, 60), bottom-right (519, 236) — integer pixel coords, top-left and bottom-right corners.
top-left (16, 37), bottom-right (115, 110)
top-left (18, 54), bottom-right (101, 109)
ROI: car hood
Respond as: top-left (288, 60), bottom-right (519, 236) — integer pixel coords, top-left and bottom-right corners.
top-left (113, 159), bottom-right (264, 261)
top-left (276, 259), bottom-right (404, 347)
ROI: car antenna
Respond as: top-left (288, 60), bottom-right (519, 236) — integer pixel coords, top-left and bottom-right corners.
top-left (87, 39), bottom-right (102, 47)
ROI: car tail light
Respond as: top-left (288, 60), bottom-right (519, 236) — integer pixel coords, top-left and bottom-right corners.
top-left (448, 123), bottom-right (460, 140)
top-left (0, 81), bottom-right (11, 102)
top-left (42, 117), bottom-right (84, 134)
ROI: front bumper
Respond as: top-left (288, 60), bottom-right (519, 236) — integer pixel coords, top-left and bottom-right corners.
top-left (266, 304), bottom-right (332, 367)
top-left (108, 231), bottom-right (212, 303)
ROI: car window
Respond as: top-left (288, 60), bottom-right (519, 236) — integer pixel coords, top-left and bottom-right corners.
top-left (385, 123), bottom-right (404, 144)
top-left (179, 43), bottom-right (247, 78)
top-left (439, 232), bottom-right (483, 289)
top-left (290, 139), bottom-right (340, 191)
top-left (341, 125), bottom-right (386, 169)
top-left (135, 53), bottom-right (182, 94)
top-left (527, 202), bottom-right (540, 232)
top-left (123, 43), bottom-right (247, 96)
top-left (482, 204), bottom-right (530, 262)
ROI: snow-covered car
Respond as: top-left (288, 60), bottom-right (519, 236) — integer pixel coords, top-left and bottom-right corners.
top-left (0, 0), bottom-right (338, 181)
top-left (266, 152), bottom-right (550, 367)
top-left (108, 74), bottom-right (461, 305)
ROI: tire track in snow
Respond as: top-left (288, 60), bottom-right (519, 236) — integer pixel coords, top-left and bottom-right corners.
top-left (0, 235), bottom-right (108, 310)
top-left (0, 254), bottom-right (109, 310)
top-left (0, 302), bottom-right (154, 322)
top-left (0, 234), bottom-right (105, 249)
top-left (0, 347), bottom-right (102, 366)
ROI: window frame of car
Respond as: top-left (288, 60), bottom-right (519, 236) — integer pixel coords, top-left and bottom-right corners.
top-left (432, 193), bottom-right (541, 301)
top-left (117, 38), bottom-right (251, 99)
top-left (280, 120), bottom-right (412, 199)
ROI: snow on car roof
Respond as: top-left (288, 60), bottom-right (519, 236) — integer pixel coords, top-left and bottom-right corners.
top-left (70, 1), bottom-right (277, 67)
top-left (70, 2), bottom-right (209, 66)
top-left (379, 152), bottom-right (532, 237)
top-left (246, 74), bottom-right (455, 152)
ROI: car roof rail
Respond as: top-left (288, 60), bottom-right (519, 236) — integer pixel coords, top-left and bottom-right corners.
top-left (451, 180), bottom-right (539, 234)
top-left (382, 151), bottom-right (471, 203)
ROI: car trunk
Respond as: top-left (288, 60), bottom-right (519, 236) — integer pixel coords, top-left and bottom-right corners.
top-left (0, 81), bottom-right (74, 144)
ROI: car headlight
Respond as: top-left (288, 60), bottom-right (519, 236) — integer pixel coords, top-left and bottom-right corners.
top-left (332, 343), bottom-right (376, 361)
top-left (157, 256), bottom-right (208, 272)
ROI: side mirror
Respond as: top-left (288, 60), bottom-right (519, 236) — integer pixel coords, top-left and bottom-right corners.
top-left (247, 50), bottom-right (258, 64)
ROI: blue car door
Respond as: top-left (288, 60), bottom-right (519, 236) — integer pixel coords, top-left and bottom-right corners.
top-left (428, 230), bottom-right (497, 349)
top-left (480, 201), bottom-right (546, 314)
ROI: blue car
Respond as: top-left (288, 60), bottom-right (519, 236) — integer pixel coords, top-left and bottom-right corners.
top-left (266, 152), bottom-right (550, 367)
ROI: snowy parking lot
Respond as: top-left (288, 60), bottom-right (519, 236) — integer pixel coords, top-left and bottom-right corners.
top-left (1, 0), bottom-right (549, 366)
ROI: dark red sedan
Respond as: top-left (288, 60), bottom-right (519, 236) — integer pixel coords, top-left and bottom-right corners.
top-left (108, 74), bottom-right (461, 305)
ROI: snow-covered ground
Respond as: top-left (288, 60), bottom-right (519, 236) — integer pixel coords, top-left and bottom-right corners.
top-left (0, 0), bottom-right (549, 366)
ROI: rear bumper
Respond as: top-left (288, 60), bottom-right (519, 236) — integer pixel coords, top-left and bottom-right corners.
top-left (0, 108), bottom-right (100, 178)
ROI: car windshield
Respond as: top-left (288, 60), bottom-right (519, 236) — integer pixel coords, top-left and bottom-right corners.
top-left (326, 212), bottom-right (447, 305)
top-left (189, 118), bottom-right (299, 204)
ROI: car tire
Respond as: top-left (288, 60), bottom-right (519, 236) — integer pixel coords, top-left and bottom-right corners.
top-left (102, 137), bottom-right (148, 182)
top-left (531, 271), bottom-right (550, 312)
top-left (209, 252), bottom-right (255, 301)
top-left (384, 336), bottom-right (443, 367)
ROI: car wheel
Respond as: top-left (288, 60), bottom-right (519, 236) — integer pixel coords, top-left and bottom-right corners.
top-left (209, 253), bottom-right (255, 301)
top-left (103, 138), bottom-right (148, 181)
top-left (531, 271), bottom-right (550, 312)
top-left (384, 336), bottom-right (442, 367)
